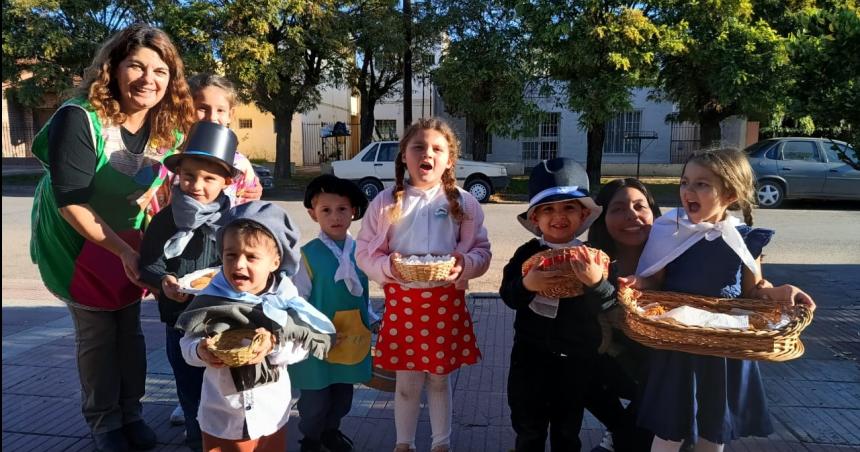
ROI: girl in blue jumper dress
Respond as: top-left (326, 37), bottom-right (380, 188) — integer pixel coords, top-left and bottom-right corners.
top-left (625, 148), bottom-right (815, 452)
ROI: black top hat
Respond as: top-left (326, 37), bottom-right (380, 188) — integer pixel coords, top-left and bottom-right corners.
top-left (303, 174), bottom-right (369, 220)
top-left (164, 121), bottom-right (239, 177)
top-left (517, 158), bottom-right (602, 236)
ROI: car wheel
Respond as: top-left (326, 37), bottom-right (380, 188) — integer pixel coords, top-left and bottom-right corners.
top-left (359, 178), bottom-right (384, 201)
top-left (757, 180), bottom-right (785, 208)
top-left (465, 178), bottom-right (492, 203)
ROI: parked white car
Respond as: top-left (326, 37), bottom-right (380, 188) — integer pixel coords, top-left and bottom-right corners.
top-left (328, 141), bottom-right (510, 203)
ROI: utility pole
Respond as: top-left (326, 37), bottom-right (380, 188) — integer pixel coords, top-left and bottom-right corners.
top-left (403, 0), bottom-right (413, 128)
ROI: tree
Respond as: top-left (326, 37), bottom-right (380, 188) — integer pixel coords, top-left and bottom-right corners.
top-left (653, 0), bottom-right (791, 149)
top-left (432, 0), bottom-right (542, 161)
top-left (517, 0), bottom-right (661, 188)
top-left (2, 0), bottom-right (148, 107)
top-left (219, 0), bottom-right (344, 179)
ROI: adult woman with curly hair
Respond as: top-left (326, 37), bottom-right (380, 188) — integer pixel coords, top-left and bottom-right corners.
top-left (29, 23), bottom-right (195, 452)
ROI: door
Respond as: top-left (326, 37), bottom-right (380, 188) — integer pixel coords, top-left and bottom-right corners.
top-left (821, 142), bottom-right (860, 198)
top-left (374, 142), bottom-right (399, 182)
top-left (777, 140), bottom-right (827, 195)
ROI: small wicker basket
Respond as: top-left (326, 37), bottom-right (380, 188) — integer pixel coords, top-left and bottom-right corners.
top-left (207, 329), bottom-right (267, 367)
top-left (616, 287), bottom-right (813, 361)
top-left (364, 347), bottom-right (397, 392)
top-left (520, 247), bottom-right (610, 298)
top-left (393, 256), bottom-right (456, 282)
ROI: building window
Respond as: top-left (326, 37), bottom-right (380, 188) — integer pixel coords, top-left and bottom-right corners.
top-left (375, 119), bottom-right (397, 140)
top-left (604, 111), bottom-right (642, 154)
top-left (521, 112), bottom-right (560, 165)
top-left (238, 119), bottom-right (253, 129)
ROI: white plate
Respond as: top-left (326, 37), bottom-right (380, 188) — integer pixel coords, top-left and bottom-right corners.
top-left (177, 267), bottom-right (221, 295)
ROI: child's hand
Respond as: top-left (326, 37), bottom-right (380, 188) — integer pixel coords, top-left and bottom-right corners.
top-left (523, 266), bottom-right (570, 294)
top-left (389, 252), bottom-right (404, 281)
top-left (756, 283), bottom-right (817, 311)
top-left (162, 275), bottom-right (191, 303)
top-left (617, 275), bottom-right (641, 290)
top-left (444, 252), bottom-right (465, 282)
top-left (246, 328), bottom-right (276, 365)
top-left (197, 338), bottom-right (226, 368)
top-left (571, 246), bottom-right (604, 288)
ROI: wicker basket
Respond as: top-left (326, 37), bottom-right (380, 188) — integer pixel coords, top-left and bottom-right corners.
top-left (393, 256), bottom-right (456, 282)
top-left (364, 347), bottom-right (397, 392)
top-left (616, 287), bottom-right (813, 361)
top-left (207, 329), bottom-right (267, 367)
top-left (520, 246), bottom-right (610, 298)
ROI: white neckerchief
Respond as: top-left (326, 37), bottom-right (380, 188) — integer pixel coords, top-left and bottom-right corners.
top-left (528, 237), bottom-right (584, 319)
top-left (636, 208), bottom-right (759, 278)
top-left (318, 231), bottom-right (363, 297)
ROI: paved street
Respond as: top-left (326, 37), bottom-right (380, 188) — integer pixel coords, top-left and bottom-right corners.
top-left (3, 192), bottom-right (860, 451)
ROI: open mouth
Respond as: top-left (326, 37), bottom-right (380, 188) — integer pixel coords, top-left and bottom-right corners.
top-left (230, 273), bottom-right (250, 284)
top-left (419, 162), bottom-right (433, 172)
top-left (686, 201), bottom-right (701, 213)
top-left (622, 225), bottom-right (644, 232)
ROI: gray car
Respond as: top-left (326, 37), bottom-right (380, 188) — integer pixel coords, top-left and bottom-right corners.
top-left (745, 137), bottom-right (860, 208)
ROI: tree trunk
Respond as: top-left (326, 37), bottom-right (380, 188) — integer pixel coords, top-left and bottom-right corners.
top-left (402, 0), bottom-right (413, 128)
top-left (586, 124), bottom-right (606, 192)
top-left (471, 121), bottom-right (489, 162)
top-left (360, 95), bottom-right (376, 149)
top-left (699, 114), bottom-right (722, 149)
top-left (274, 114), bottom-right (293, 180)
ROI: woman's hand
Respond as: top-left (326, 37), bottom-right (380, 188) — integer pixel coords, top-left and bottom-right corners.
top-left (444, 252), bottom-right (465, 282)
top-left (246, 328), bottom-right (275, 365)
top-left (161, 275), bottom-right (191, 303)
top-left (571, 246), bottom-right (604, 288)
top-left (197, 338), bottom-right (226, 368)
top-left (119, 247), bottom-right (146, 288)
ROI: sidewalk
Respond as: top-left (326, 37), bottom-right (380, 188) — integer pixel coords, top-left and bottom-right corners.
top-left (3, 286), bottom-right (859, 451)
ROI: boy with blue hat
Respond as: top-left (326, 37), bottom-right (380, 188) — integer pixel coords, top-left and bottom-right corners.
top-left (499, 158), bottom-right (615, 452)
top-left (139, 121), bottom-right (241, 452)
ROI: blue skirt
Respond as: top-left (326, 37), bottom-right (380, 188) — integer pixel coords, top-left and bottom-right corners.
top-left (637, 349), bottom-right (774, 444)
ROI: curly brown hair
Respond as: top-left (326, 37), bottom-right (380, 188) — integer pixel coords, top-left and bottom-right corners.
top-left (388, 118), bottom-right (465, 223)
top-left (77, 23), bottom-right (195, 149)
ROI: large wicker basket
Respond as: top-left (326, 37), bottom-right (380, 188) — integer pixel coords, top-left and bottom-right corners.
top-left (520, 246), bottom-right (610, 298)
top-left (616, 287), bottom-right (813, 361)
top-left (207, 329), bottom-right (267, 367)
top-left (364, 347), bottom-right (397, 392)
top-left (393, 256), bottom-right (456, 282)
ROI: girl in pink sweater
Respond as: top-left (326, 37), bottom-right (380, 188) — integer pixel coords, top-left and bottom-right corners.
top-left (356, 118), bottom-right (491, 452)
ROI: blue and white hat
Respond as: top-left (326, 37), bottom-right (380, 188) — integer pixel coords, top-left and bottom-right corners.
top-left (517, 158), bottom-right (602, 237)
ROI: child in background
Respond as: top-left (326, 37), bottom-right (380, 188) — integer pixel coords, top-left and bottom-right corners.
top-left (499, 158), bottom-right (615, 452)
top-left (289, 174), bottom-right (373, 452)
top-left (356, 118), bottom-right (492, 452)
top-left (176, 201), bottom-right (336, 452)
top-left (629, 148), bottom-right (815, 452)
top-left (139, 121), bottom-right (239, 452)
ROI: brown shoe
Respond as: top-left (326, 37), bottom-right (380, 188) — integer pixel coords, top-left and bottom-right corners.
top-left (393, 444), bottom-right (415, 452)
top-left (430, 445), bottom-right (450, 452)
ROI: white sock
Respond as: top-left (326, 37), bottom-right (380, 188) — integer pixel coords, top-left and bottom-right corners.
top-left (394, 370), bottom-right (425, 448)
top-left (694, 439), bottom-right (725, 452)
top-left (426, 373), bottom-right (452, 448)
top-left (651, 436), bottom-right (683, 452)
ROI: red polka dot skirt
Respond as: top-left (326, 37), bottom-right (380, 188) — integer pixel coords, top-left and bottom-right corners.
top-left (374, 283), bottom-right (481, 375)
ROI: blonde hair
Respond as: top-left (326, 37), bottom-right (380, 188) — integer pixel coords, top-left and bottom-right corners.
top-left (683, 148), bottom-right (757, 225)
top-left (187, 73), bottom-right (238, 109)
top-left (388, 117), bottom-right (465, 223)
top-left (77, 23), bottom-right (195, 149)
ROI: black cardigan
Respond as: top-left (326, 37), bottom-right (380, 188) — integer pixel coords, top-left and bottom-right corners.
top-left (499, 238), bottom-right (615, 356)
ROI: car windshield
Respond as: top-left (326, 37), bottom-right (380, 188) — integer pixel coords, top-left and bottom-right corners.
top-left (822, 141), bottom-right (859, 166)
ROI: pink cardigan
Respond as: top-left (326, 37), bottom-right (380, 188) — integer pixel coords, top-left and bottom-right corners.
top-left (355, 186), bottom-right (492, 290)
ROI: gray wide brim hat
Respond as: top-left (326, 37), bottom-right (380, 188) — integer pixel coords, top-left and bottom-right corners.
top-left (517, 158), bottom-right (602, 237)
top-left (217, 201), bottom-right (302, 276)
top-left (164, 121), bottom-right (240, 177)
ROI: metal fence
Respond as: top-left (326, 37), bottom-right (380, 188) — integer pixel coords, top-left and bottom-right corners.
top-left (669, 121), bottom-right (701, 163)
top-left (2, 123), bottom-right (35, 158)
top-left (301, 123), bottom-right (362, 166)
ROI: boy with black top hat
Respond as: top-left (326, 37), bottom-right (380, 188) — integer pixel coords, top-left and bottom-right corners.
top-left (139, 121), bottom-right (240, 452)
top-left (289, 174), bottom-right (373, 452)
top-left (499, 158), bottom-right (615, 452)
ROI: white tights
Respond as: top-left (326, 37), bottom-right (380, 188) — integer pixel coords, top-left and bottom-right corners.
top-left (651, 436), bottom-right (725, 452)
top-left (394, 370), bottom-right (452, 450)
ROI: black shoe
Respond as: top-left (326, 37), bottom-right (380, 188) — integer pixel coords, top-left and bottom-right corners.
top-left (93, 429), bottom-right (130, 452)
top-left (121, 420), bottom-right (157, 450)
top-left (300, 437), bottom-right (325, 452)
top-left (321, 429), bottom-right (354, 452)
